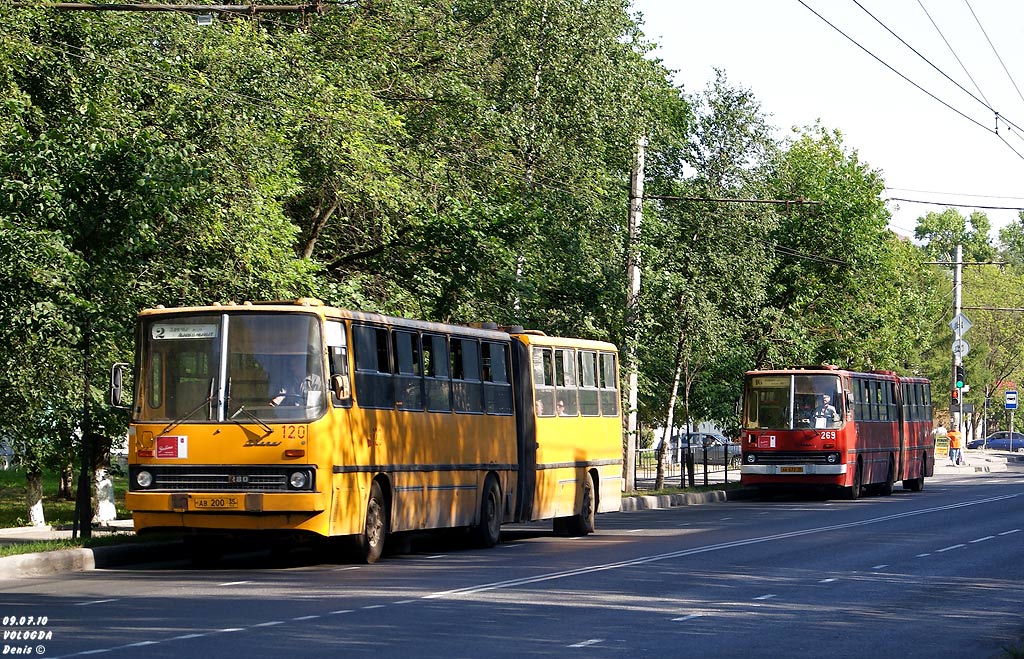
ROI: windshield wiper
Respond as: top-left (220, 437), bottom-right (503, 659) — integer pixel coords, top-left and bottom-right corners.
top-left (229, 404), bottom-right (273, 435)
top-left (159, 379), bottom-right (216, 436)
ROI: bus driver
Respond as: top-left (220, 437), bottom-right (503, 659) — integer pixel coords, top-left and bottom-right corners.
top-left (813, 394), bottom-right (840, 427)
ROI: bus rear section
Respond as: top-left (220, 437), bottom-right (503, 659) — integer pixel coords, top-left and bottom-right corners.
top-left (740, 367), bottom-right (932, 500)
top-left (509, 332), bottom-right (622, 534)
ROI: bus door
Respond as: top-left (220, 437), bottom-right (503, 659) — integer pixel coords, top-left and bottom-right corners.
top-left (509, 338), bottom-right (536, 522)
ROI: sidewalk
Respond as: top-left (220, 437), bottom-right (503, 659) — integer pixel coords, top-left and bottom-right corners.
top-left (0, 449), bottom-right (1017, 579)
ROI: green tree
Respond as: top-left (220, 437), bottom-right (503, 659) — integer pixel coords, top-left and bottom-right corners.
top-left (915, 207), bottom-right (997, 263)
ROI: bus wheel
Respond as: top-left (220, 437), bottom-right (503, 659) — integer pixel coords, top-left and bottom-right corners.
top-left (567, 472), bottom-right (596, 536)
top-left (878, 456), bottom-right (894, 496)
top-left (472, 476), bottom-right (502, 548)
top-left (358, 481), bottom-right (388, 564)
top-left (844, 460), bottom-right (862, 500)
top-left (903, 452), bottom-right (927, 492)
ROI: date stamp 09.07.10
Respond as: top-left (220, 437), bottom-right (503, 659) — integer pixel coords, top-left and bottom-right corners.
top-left (2, 615), bottom-right (52, 655)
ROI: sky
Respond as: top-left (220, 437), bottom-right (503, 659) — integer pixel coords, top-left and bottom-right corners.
top-left (629, 0), bottom-right (1024, 242)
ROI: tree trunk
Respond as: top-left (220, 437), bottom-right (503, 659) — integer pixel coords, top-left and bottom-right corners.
top-left (92, 453), bottom-right (117, 523)
top-left (656, 334), bottom-right (686, 490)
top-left (59, 463), bottom-right (74, 499)
top-left (25, 469), bottom-right (46, 527)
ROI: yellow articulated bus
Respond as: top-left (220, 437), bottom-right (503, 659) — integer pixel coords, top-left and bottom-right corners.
top-left (111, 298), bottom-right (622, 563)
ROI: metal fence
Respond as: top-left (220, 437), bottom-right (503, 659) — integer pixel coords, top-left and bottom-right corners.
top-left (634, 448), bottom-right (740, 489)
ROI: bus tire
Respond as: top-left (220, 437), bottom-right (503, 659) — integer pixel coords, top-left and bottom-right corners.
top-left (844, 460), bottom-right (862, 500)
top-left (903, 476), bottom-right (924, 492)
top-left (903, 452), bottom-right (927, 492)
top-left (567, 472), bottom-right (596, 536)
top-left (472, 475), bottom-right (502, 548)
top-left (878, 456), bottom-right (894, 496)
top-left (358, 481), bottom-right (388, 564)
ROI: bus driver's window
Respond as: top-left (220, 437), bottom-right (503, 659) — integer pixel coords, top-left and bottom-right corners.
top-left (326, 321), bottom-right (351, 407)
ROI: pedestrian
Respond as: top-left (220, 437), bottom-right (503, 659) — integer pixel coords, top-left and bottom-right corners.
top-left (947, 429), bottom-right (963, 466)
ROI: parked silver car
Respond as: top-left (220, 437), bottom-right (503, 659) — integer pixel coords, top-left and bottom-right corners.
top-left (678, 432), bottom-right (742, 468)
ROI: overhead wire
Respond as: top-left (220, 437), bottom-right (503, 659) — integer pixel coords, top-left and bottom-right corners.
top-left (796, 0), bottom-right (1024, 162)
top-left (916, 0), bottom-right (990, 107)
top-left (964, 0), bottom-right (1024, 111)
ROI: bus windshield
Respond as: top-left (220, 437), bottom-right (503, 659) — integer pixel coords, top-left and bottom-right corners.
top-left (138, 312), bottom-right (326, 423)
top-left (744, 374), bottom-right (843, 430)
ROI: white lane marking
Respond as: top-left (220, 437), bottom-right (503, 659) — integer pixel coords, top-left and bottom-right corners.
top-left (292, 615), bottom-right (320, 621)
top-left (332, 566), bottom-right (361, 571)
top-left (936, 543), bottom-right (965, 553)
top-left (219, 581), bottom-right (252, 586)
top-left (672, 614), bottom-right (702, 622)
top-left (47, 492), bottom-right (1024, 659)
top-left (916, 553), bottom-right (931, 557)
top-left (871, 565), bottom-right (888, 570)
top-left (76, 599), bottom-right (119, 606)
top-left (125, 641), bottom-right (158, 648)
top-left (969, 536), bottom-right (995, 543)
top-left (627, 529), bottom-right (644, 533)
top-left (252, 621), bottom-right (284, 628)
top-left (425, 493), bottom-right (1021, 600)
top-left (753, 594), bottom-right (776, 601)
top-left (720, 517), bottom-right (733, 521)
top-left (362, 604), bottom-right (386, 610)
top-left (568, 639), bottom-right (604, 648)
top-left (425, 555), bottom-right (447, 559)
top-left (819, 578), bottom-right (837, 583)
top-left (394, 599), bottom-right (416, 605)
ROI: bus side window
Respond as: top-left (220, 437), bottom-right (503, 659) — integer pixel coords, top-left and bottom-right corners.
top-left (423, 333), bottom-right (451, 412)
top-left (533, 348), bottom-right (555, 416)
top-left (578, 351), bottom-right (600, 416)
top-left (598, 352), bottom-right (619, 416)
top-left (353, 325), bottom-right (395, 409)
top-left (451, 337), bottom-right (483, 414)
top-left (326, 321), bottom-right (351, 408)
top-left (393, 330), bottom-right (424, 412)
top-left (554, 349), bottom-right (578, 416)
top-left (482, 341), bottom-right (513, 415)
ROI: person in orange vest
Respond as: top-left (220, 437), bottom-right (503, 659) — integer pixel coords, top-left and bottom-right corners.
top-left (947, 430), bottom-right (963, 466)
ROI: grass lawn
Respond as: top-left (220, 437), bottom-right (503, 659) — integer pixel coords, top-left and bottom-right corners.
top-left (0, 468), bottom-right (128, 528)
top-left (0, 468), bottom-right (135, 558)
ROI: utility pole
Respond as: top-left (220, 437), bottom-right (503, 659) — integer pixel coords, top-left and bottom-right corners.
top-left (953, 244), bottom-right (963, 434)
top-left (623, 136), bottom-right (645, 492)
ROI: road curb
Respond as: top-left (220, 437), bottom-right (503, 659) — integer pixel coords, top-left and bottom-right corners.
top-left (0, 541), bottom-right (182, 580)
top-left (620, 487), bottom-right (754, 511)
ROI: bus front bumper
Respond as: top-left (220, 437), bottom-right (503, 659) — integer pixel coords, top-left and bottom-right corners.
top-left (126, 491), bottom-right (325, 514)
top-left (741, 464), bottom-right (847, 476)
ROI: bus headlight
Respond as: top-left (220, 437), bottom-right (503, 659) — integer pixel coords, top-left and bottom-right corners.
top-left (826, 453), bottom-right (839, 464)
top-left (289, 471), bottom-right (308, 489)
top-left (745, 453), bottom-right (756, 464)
top-left (136, 470), bottom-right (154, 488)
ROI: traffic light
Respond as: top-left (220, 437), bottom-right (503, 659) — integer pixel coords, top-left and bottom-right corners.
top-left (951, 389), bottom-right (960, 406)
top-left (954, 365), bottom-right (966, 389)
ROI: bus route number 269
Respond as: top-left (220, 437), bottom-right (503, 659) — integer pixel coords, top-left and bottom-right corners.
top-left (819, 431), bottom-right (837, 440)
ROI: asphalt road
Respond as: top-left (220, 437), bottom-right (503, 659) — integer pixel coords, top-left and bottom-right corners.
top-left (2, 469), bottom-right (1022, 659)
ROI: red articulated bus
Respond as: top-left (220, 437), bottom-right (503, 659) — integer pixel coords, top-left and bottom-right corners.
top-left (740, 365), bottom-right (934, 499)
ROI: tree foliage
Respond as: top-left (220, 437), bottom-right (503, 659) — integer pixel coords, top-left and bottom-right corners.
top-left (0, 1), bottom-right (968, 515)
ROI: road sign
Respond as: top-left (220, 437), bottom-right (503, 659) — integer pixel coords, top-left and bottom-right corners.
top-left (952, 339), bottom-right (970, 357)
top-left (1006, 390), bottom-right (1018, 410)
top-left (949, 313), bottom-right (972, 336)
